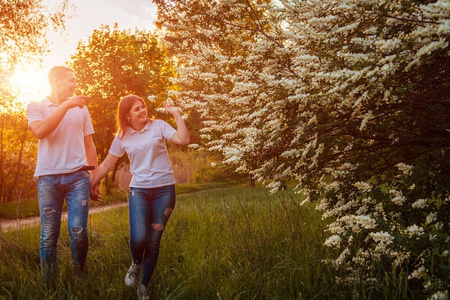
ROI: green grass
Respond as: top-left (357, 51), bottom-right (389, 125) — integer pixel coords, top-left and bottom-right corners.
top-left (0, 197), bottom-right (42, 220)
top-left (0, 185), bottom-right (417, 299)
top-left (174, 180), bottom-right (240, 195)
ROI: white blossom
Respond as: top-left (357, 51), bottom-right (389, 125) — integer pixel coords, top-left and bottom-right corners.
top-left (428, 290), bottom-right (448, 300)
top-left (426, 212), bottom-right (437, 224)
top-left (324, 235), bottom-right (342, 247)
top-left (396, 163), bottom-right (413, 176)
top-left (408, 265), bottom-right (426, 280)
top-left (354, 181), bottom-right (372, 193)
top-left (390, 189), bottom-right (406, 205)
top-left (369, 231), bottom-right (394, 245)
top-left (412, 199), bottom-right (428, 209)
top-left (407, 225), bottom-right (424, 238)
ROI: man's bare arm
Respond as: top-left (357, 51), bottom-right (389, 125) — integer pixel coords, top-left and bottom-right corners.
top-left (84, 134), bottom-right (98, 179)
top-left (29, 96), bottom-right (89, 139)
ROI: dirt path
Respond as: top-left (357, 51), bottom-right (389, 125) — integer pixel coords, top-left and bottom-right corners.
top-left (0, 202), bottom-right (128, 232)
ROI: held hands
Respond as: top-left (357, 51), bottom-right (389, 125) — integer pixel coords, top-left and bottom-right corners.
top-left (90, 184), bottom-right (103, 202)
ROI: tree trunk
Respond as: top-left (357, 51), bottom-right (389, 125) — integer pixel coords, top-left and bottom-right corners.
top-left (250, 174), bottom-right (255, 188)
top-left (8, 132), bottom-right (26, 202)
top-left (0, 110), bottom-right (4, 203)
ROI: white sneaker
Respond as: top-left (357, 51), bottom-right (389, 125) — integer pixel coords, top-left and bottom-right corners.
top-left (124, 262), bottom-right (141, 287)
top-left (137, 284), bottom-right (149, 300)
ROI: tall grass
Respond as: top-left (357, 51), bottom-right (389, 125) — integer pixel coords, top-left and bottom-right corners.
top-left (0, 186), bottom-right (412, 299)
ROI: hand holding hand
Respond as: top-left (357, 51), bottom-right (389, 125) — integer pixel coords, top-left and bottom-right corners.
top-left (90, 184), bottom-right (102, 202)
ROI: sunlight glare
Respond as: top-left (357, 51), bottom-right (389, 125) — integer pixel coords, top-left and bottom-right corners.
top-left (10, 64), bottom-right (50, 107)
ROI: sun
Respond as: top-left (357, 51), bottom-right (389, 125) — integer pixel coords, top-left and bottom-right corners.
top-left (9, 63), bottom-right (50, 107)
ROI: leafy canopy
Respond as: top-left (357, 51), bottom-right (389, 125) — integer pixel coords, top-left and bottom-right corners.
top-left (0, 0), bottom-right (69, 71)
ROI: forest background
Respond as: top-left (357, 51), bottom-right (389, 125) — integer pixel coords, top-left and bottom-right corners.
top-left (0, 0), bottom-right (449, 299)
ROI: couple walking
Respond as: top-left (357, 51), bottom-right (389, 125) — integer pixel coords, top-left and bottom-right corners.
top-left (26, 66), bottom-right (190, 299)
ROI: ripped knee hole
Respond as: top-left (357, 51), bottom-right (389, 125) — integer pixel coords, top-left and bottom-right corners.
top-left (151, 223), bottom-right (164, 231)
top-left (164, 207), bottom-right (173, 217)
top-left (71, 227), bottom-right (83, 233)
top-left (43, 207), bottom-right (56, 214)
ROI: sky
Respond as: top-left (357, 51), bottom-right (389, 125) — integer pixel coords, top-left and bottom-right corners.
top-left (12, 0), bottom-right (158, 105)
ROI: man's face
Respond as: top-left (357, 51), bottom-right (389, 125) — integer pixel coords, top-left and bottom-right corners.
top-left (57, 71), bottom-right (78, 98)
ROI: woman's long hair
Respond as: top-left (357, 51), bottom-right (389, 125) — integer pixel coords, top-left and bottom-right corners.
top-left (115, 94), bottom-right (149, 139)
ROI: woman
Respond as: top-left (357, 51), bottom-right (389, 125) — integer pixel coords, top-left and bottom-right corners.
top-left (90, 94), bottom-right (189, 299)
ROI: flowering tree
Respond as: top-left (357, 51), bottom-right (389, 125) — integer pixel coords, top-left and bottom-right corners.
top-left (154, 0), bottom-right (449, 297)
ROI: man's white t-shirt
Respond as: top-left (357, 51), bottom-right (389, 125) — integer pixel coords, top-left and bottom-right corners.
top-left (109, 120), bottom-right (177, 188)
top-left (26, 97), bottom-right (95, 177)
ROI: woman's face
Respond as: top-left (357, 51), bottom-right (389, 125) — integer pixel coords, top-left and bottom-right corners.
top-left (127, 100), bottom-right (148, 126)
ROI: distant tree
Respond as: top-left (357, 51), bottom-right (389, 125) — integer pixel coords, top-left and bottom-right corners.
top-left (0, 105), bottom-right (37, 203)
top-left (69, 25), bottom-right (176, 191)
top-left (0, 0), bottom-right (69, 71)
top-left (154, 0), bottom-right (449, 297)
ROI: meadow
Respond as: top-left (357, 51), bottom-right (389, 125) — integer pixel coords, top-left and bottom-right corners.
top-left (0, 185), bottom-right (418, 299)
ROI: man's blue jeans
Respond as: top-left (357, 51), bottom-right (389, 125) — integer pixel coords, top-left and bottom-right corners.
top-left (128, 185), bottom-right (175, 286)
top-left (38, 171), bottom-right (90, 274)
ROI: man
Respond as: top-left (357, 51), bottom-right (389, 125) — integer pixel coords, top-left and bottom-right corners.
top-left (26, 66), bottom-right (98, 277)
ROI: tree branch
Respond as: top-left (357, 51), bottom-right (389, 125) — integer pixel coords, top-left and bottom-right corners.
top-left (374, 12), bottom-right (441, 25)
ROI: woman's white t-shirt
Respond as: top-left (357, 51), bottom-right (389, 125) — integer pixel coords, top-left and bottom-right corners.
top-left (109, 120), bottom-right (177, 188)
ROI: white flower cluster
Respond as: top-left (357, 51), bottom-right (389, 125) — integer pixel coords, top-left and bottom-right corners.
top-left (408, 265), bottom-right (426, 280)
top-left (354, 181), bottom-right (372, 193)
top-left (429, 290), bottom-right (448, 300)
top-left (406, 225), bottom-right (424, 238)
top-left (390, 189), bottom-right (406, 206)
top-left (324, 234), bottom-right (342, 247)
top-left (396, 163), bottom-right (414, 176)
top-left (412, 199), bottom-right (428, 209)
top-left (370, 231), bottom-right (394, 245)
